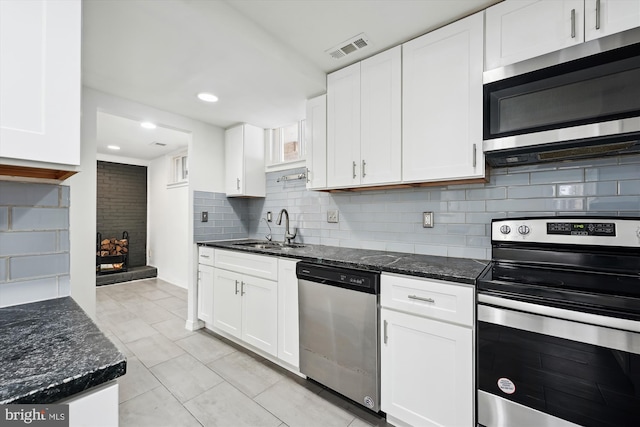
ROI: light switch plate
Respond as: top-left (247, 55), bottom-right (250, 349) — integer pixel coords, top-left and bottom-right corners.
top-left (267, 211), bottom-right (272, 222)
top-left (327, 210), bottom-right (339, 223)
top-left (423, 212), bottom-right (434, 228)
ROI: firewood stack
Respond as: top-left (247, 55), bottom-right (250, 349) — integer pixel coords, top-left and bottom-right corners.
top-left (97, 237), bottom-right (129, 257)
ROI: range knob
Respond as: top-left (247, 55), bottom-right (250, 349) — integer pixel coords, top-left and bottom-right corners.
top-left (518, 225), bottom-right (531, 235)
top-left (499, 225), bottom-right (511, 235)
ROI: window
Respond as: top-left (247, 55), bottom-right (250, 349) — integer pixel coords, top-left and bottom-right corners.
top-left (266, 121), bottom-right (305, 166)
top-left (170, 152), bottom-right (188, 184)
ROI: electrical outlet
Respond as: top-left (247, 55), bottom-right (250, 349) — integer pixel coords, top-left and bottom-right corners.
top-left (201, 211), bottom-right (208, 222)
top-left (327, 210), bottom-right (339, 223)
top-left (423, 212), bottom-right (434, 228)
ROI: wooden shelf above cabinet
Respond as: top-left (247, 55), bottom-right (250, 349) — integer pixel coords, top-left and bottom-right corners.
top-left (0, 165), bottom-right (77, 183)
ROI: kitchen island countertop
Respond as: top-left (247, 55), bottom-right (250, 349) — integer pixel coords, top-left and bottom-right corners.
top-left (0, 297), bottom-right (126, 404)
top-left (199, 240), bottom-right (488, 285)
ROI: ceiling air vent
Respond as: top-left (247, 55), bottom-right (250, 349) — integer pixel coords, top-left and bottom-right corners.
top-left (150, 141), bottom-right (167, 147)
top-left (326, 33), bottom-right (370, 60)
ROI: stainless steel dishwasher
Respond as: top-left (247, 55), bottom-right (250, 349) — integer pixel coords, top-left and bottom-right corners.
top-left (297, 262), bottom-right (380, 412)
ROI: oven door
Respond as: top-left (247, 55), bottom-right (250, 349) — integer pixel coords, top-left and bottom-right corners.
top-left (477, 295), bottom-right (640, 427)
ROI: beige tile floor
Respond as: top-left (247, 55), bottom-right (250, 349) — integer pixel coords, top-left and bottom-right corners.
top-left (96, 278), bottom-right (390, 427)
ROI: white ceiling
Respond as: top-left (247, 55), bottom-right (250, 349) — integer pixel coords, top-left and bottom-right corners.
top-left (96, 112), bottom-right (190, 161)
top-left (83, 0), bottom-right (501, 159)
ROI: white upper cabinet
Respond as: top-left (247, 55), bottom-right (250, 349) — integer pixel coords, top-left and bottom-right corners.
top-left (327, 46), bottom-right (401, 189)
top-left (402, 12), bottom-right (484, 183)
top-left (360, 47), bottom-right (402, 186)
top-left (327, 62), bottom-right (361, 188)
top-left (584, 0), bottom-right (640, 41)
top-left (224, 124), bottom-right (265, 197)
top-left (486, 0), bottom-right (640, 70)
top-left (0, 0), bottom-right (81, 166)
top-left (305, 94), bottom-right (327, 190)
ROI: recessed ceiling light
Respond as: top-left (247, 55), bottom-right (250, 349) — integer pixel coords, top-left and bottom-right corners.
top-left (107, 145), bottom-right (121, 150)
top-left (140, 122), bottom-right (157, 129)
top-left (197, 92), bottom-right (218, 103)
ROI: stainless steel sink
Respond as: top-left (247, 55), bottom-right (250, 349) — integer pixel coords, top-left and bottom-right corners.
top-left (232, 241), bottom-right (305, 250)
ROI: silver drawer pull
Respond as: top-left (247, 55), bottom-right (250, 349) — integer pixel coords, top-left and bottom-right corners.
top-left (383, 319), bottom-right (388, 344)
top-left (408, 295), bottom-right (435, 303)
top-left (200, 254), bottom-right (210, 258)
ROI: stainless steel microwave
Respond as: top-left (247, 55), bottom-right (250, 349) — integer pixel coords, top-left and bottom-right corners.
top-left (483, 29), bottom-right (640, 167)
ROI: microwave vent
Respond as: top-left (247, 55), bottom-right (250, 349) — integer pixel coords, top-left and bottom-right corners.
top-left (537, 141), bottom-right (636, 161)
top-left (326, 33), bottom-right (370, 60)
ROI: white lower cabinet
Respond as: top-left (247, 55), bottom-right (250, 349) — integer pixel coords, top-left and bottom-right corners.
top-left (381, 274), bottom-right (474, 427)
top-left (62, 381), bottom-right (119, 427)
top-left (212, 266), bottom-right (277, 356)
top-left (197, 246), bottom-right (214, 325)
top-left (197, 263), bottom-right (214, 325)
top-left (277, 258), bottom-right (299, 368)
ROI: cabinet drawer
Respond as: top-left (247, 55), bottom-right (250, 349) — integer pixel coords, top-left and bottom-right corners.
top-left (215, 249), bottom-right (278, 281)
top-left (381, 274), bottom-right (473, 327)
top-left (198, 246), bottom-right (215, 266)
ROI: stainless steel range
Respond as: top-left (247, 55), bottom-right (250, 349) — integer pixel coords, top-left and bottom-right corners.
top-left (477, 217), bottom-right (640, 427)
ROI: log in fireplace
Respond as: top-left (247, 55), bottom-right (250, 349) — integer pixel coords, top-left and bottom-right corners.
top-left (96, 231), bottom-right (129, 275)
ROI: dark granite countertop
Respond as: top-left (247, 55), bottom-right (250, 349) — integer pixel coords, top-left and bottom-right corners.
top-left (199, 240), bottom-right (487, 285)
top-left (0, 297), bottom-right (126, 404)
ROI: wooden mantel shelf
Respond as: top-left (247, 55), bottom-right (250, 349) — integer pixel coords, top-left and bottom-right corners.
top-left (0, 165), bottom-right (77, 182)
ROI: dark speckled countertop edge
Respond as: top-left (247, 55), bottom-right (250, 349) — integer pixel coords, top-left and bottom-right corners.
top-left (198, 239), bottom-right (488, 286)
top-left (0, 297), bottom-right (127, 404)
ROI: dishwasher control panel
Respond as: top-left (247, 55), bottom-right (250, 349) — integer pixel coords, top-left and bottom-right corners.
top-left (297, 262), bottom-right (380, 294)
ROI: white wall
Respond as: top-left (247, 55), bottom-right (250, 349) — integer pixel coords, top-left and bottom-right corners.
top-left (67, 90), bottom-right (99, 318)
top-left (147, 158), bottom-right (189, 287)
top-left (82, 88), bottom-right (224, 329)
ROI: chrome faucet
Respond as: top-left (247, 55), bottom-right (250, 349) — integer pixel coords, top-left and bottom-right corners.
top-left (276, 208), bottom-right (297, 244)
top-left (261, 217), bottom-right (272, 241)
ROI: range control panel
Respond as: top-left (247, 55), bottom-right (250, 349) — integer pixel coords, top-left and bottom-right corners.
top-left (491, 217), bottom-right (640, 247)
top-left (547, 222), bottom-right (616, 236)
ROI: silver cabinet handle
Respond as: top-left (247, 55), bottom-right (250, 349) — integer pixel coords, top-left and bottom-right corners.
top-left (408, 295), bottom-right (435, 303)
top-left (241, 281), bottom-right (245, 296)
top-left (362, 159), bottom-right (366, 178)
top-left (472, 143), bottom-right (477, 168)
top-left (200, 254), bottom-right (210, 258)
top-left (236, 177), bottom-right (240, 190)
top-left (235, 280), bottom-right (239, 295)
top-left (595, 0), bottom-right (601, 29)
top-left (306, 167), bottom-right (310, 183)
top-left (383, 319), bottom-right (388, 344)
top-left (571, 9), bottom-right (576, 38)
top-left (352, 161), bottom-right (356, 179)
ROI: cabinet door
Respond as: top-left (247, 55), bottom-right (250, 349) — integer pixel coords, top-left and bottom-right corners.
top-left (241, 124), bottom-right (266, 197)
top-left (277, 259), bottom-right (299, 368)
top-left (212, 268), bottom-right (242, 338)
top-left (305, 94), bottom-right (327, 190)
top-left (402, 12), bottom-right (484, 183)
top-left (381, 309), bottom-right (473, 427)
top-left (0, 0), bottom-right (81, 165)
top-left (585, 0), bottom-right (640, 41)
top-left (327, 62), bottom-right (361, 188)
top-left (241, 275), bottom-right (278, 357)
top-left (197, 264), bottom-right (214, 324)
top-left (485, 0), bottom-right (584, 70)
top-left (360, 46), bottom-right (402, 186)
top-left (225, 125), bottom-right (244, 196)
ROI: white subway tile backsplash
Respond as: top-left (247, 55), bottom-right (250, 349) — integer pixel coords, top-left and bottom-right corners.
top-left (0, 182), bottom-right (70, 307)
top-left (12, 207), bottom-right (69, 230)
top-left (0, 208), bottom-right (7, 231)
top-left (508, 184), bottom-right (556, 199)
top-left (194, 157), bottom-right (639, 261)
top-left (530, 169), bottom-right (584, 184)
top-left (0, 231), bottom-right (57, 256)
top-left (0, 277), bottom-right (60, 308)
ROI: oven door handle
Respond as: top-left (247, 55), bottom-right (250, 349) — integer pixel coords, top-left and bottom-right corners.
top-left (478, 299), bottom-right (640, 355)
